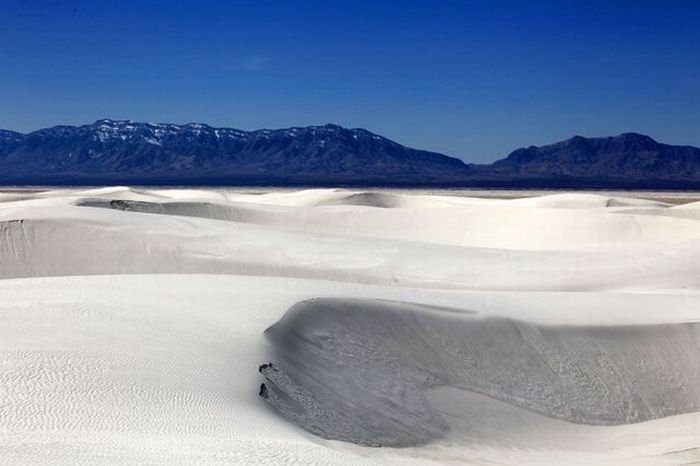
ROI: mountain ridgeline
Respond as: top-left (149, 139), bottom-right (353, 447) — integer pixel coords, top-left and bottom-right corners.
top-left (486, 133), bottom-right (700, 188)
top-left (1, 120), bottom-right (699, 188)
top-left (0, 120), bottom-right (469, 186)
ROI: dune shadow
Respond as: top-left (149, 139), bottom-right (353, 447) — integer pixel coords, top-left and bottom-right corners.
top-left (259, 298), bottom-right (700, 447)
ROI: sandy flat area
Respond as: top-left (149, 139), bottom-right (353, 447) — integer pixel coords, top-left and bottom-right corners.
top-left (0, 187), bottom-right (699, 465)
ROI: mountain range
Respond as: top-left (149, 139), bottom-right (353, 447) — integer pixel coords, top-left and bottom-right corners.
top-left (1, 119), bottom-right (699, 188)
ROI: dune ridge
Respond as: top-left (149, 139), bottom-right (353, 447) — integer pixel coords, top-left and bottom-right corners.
top-left (261, 298), bottom-right (700, 447)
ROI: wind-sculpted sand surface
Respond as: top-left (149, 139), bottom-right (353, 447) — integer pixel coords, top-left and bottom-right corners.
top-left (261, 299), bottom-right (700, 447)
top-left (1, 186), bottom-right (699, 464)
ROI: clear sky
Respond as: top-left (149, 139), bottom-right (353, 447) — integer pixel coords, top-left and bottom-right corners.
top-left (1, 0), bottom-right (699, 162)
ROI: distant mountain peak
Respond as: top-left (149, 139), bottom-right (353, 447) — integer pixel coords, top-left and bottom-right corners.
top-left (564, 132), bottom-right (658, 144)
top-left (318, 123), bottom-right (344, 130)
top-left (608, 132), bottom-right (657, 143)
top-left (492, 132), bottom-right (700, 181)
top-left (93, 118), bottom-right (134, 126)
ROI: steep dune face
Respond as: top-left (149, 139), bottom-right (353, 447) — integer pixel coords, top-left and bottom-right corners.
top-left (261, 299), bottom-right (700, 447)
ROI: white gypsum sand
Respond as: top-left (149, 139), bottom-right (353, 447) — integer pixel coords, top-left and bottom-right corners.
top-left (0, 187), bottom-right (699, 465)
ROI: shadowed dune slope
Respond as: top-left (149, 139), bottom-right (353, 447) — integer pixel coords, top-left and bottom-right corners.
top-left (261, 298), bottom-right (700, 447)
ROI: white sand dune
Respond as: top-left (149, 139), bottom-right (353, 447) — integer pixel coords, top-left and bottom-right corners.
top-left (4, 204), bottom-right (700, 290)
top-left (1, 187), bottom-right (700, 465)
top-left (71, 194), bottom-right (700, 250)
top-left (262, 298), bottom-right (700, 448)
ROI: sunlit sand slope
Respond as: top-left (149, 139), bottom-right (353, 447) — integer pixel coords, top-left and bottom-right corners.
top-left (1, 187), bottom-right (699, 465)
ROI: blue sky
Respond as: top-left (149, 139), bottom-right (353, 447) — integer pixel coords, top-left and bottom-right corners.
top-left (1, 0), bottom-right (699, 162)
